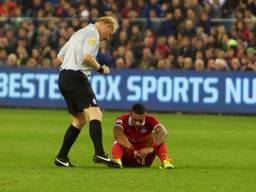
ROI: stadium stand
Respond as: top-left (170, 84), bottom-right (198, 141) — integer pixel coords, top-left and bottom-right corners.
top-left (0, 0), bottom-right (255, 71)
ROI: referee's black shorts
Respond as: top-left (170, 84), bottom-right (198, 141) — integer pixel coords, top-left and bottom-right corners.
top-left (58, 70), bottom-right (98, 114)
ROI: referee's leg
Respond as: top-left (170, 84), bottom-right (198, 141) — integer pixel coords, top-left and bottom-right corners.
top-left (84, 106), bottom-right (121, 167)
top-left (55, 112), bottom-right (86, 167)
top-left (84, 106), bottom-right (105, 155)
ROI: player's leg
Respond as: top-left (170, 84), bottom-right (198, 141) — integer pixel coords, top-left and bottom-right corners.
top-left (112, 142), bottom-right (124, 168)
top-left (144, 152), bottom-right (156, 167)
top-left (112, 142), bottom-right (124, 159)
top-left (132, 144), bottom-right (156, 167)
top-left (121, 148), bottom-right (144, 167)
top-left (112, 144), bottom-right (155, 167)
top-left (118, 144), bottom-right (148, 167)
top-left (155, 143), bottom-right (174, 169)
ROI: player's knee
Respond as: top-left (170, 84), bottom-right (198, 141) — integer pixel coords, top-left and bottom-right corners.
top-left (84, 107), bottom-right (103, 121)
top-left (112, 141), bottom-right (122, 149)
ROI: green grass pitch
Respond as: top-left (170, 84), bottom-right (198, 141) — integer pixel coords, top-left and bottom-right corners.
top-left (0, 108), bottom-right (256, 192)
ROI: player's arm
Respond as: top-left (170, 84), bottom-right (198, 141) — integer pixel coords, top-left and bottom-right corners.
top-left (145, 133), bottom-right (154, 147)
top-left (137, 126), bottom-right (167, 165)
top-left (152, 124), bottom-right (167, 145)
top-left (113, 126), bottom-right (134, 150)
top-left (114, 125), bottom-right (141, 163)
top-left (136, 134), bottom-right (154, 165)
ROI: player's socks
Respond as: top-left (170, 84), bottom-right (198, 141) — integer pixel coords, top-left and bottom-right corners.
top-left (156, 143), bottom-right (169, 162)
top-left (89, 120), bottom-right (105, 155)
top-left (156, 143), bottom-right (174, 169)
top-left (58, 124), bottom-right (81, 159)
top-left (112, 142), bottom-right (124, 159)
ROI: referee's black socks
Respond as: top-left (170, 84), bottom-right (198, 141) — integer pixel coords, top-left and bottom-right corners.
top-left (58, 124), bottom-right (81, 159)
top-left (89, 120), bottom-right (105, 156)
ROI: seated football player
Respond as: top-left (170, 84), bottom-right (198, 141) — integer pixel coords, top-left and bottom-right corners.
top-left (111, 103), bottom-right (174, 169)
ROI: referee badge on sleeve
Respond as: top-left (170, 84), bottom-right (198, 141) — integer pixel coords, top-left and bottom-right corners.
top-left (88, 37), bottom-right (96, 45)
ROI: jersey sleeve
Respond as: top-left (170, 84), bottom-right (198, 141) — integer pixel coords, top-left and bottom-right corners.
top-left (147, 115), bottom-right (160, 131)
top-left (115, 116), bottom-right (125, 129)
top-left (58, 40), bottom-right (70, 57)
top-left (82, 30), bottom-right (99, 56)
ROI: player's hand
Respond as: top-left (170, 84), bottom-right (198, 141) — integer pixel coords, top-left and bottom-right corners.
top-left (130, 146), bottom-right (145, 165)
top-left (136, 147), bottom-right (154, 165)
top-left (102, 65), bottom-right (110, 74)
top-left (133, 150), bottom-right (143, 164)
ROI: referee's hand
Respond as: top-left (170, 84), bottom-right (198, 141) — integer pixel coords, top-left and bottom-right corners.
top-left (101, 65), bottom-right (110, 74)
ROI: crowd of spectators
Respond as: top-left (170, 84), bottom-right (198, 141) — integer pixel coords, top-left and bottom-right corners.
top-left (0, 0), bottom-right (256, 71)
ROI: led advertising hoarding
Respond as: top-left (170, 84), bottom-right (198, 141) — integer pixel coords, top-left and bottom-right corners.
top-left (0, 67), bottom-right (255, 114)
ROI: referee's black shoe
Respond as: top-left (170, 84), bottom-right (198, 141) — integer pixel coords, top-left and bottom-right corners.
top-left (54, 157), bottom-right (76, 167)
top-left (93, 154), bottom-right (121, 168)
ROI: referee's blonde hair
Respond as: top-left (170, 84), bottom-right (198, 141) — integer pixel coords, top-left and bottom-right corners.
top-left (96, 16), bottom-right (119, 33)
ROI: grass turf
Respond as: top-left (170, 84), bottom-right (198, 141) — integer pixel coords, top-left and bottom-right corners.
top-left (0, 108), bottom-right (255, 192)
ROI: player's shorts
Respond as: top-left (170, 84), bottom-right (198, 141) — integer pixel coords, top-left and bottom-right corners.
top-left (114, 143), bottom-right (156, 167)
top-left (58, 69), bottom-right (98, 114)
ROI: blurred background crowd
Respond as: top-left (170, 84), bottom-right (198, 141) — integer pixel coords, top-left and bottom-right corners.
top-left (0, 0), bottom-right (255, 71)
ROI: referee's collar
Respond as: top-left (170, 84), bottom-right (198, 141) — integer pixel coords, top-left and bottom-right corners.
top-left (89, 23), bottom-right (98, 32)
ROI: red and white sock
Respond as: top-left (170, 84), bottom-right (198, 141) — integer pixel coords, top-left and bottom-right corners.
top-left (156, 143), bottom-right (169, 162)
top-left (112, 142), bottom-right (124, 160)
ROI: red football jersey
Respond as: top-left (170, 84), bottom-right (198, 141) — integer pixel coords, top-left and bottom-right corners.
top-left (115, 113), bottom-right (160, 145)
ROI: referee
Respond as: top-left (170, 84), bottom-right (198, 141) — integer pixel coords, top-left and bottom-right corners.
top-left (55, 16), bottom-right (119, 168)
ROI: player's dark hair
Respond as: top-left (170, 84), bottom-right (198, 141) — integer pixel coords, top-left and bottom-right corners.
top-left (132, 103), bottom-right (146, 115)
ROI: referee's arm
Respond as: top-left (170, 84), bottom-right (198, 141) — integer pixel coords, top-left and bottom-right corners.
top-left (57, 40), bottom-right (69, 64)
top-left (57, 56), bottom-right (64, 63)
top-left (84, 54), bottom-right (109, 74)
